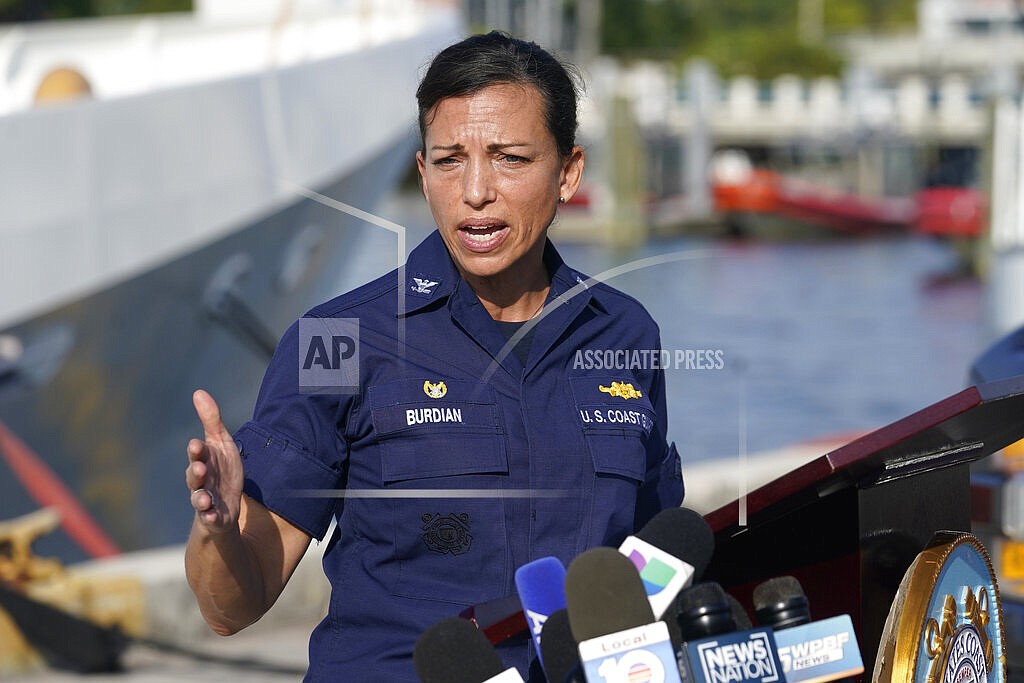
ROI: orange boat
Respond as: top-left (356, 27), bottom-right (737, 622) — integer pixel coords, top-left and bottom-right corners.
top-left (712, 164), bottom-right (914, 235)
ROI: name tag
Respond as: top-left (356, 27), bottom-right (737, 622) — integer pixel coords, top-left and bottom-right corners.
top-left (372, 402), bottom-right (497, 436)
top-left (578, 408), bottom-right (654, 435)
top-left (405, 406), bottom-right (464, 426)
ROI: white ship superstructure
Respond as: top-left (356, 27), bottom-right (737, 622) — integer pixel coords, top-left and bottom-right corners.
top-left (0, 0), bottom-right (461, 328)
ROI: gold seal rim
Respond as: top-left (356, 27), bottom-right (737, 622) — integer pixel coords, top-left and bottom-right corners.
top-left (888, 531), bottom-right (1005, 682)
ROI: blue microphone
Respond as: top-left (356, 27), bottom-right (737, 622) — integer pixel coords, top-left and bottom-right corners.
top-left (514, 556), bottom-right (567, 670)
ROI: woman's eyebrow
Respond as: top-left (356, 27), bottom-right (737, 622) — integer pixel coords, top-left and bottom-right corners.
top-left (430, 142), bottom-right (531, 152)
top-left (488, 142), bottom-right (530, 151)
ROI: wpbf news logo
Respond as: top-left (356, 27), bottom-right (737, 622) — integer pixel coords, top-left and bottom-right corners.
top-left (298, 318), bottom-right (359, 394)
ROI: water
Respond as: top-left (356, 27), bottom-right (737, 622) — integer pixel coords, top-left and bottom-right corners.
top-left (559, 234), bottom-right (984, 462)
top-left (363, 194), bottom-right (986, 463)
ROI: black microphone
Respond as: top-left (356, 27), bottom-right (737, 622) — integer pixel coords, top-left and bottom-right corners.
top-left (620, 507), bottom-right (715, 620)
top-left (726, 592), bottom-right (754, 631)
top-left (539, 608), bottom-right (583, 683)
top-left (675, 582), bottom-right (736, 641)
top-left (633, 507), bottom-right (715, 581)
top-left (752, 576), bottom-right (863, 682)
top-left (675, 582), bottom-right (784, 683)
top-left (414, 617), bottom-right (525, 682)
top-left (753, 576), bottom-right (810, 630)
top-left (624, 507), bottom-right (715, 651)
top-left (565, 547), bottom-right (683, 682)
top-left (565, 547), bottom-right (654, 642)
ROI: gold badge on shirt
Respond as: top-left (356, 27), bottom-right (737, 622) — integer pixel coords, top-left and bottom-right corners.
top-left (599, 382), bottom-right (643, 400)
top-left (423, 380), bottom-right (447, 399)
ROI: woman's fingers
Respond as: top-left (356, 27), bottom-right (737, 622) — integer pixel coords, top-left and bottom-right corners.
top-left (185, 457), bottom-right (207, 491)
top-left (191, 487), bottom-right (215, 512)
top-left (193, 389), bottom-right (231, 443)
top-left (187, 389), bottom-right (243, 530)
top-left (187, 437), bottom-right (206, 461)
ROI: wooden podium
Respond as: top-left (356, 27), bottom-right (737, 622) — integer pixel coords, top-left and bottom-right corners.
top-left (703, 375), bottom-right (1024, 679)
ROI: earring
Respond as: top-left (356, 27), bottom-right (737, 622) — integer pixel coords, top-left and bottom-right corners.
top-left (558, 196), bottom-right (566, 204)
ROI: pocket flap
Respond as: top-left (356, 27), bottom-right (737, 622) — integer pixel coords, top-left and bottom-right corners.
top-left (379, 433), bottom-right (509, 483)
top-left (369, 378), bottom-right (508, 483)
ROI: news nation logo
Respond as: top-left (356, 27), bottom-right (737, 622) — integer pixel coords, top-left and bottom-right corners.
top-left (298, 318), bottom-right (359, 394)
top-left (695, 630), bottom-right (783, 683)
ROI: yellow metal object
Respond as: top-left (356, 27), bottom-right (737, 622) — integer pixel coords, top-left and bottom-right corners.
top-left (998, 437), bottom-right (1024, 470)
top-left (0, 509), bottom-right (145, 676)
top-left (598, 382), bottom-right (643, 400)
top-left (1000, 539), bottom-right (1024, 582)
top-left (33, 67), bottom-right (92, 105)
top-left (0, 508), bottom-right (63, 585)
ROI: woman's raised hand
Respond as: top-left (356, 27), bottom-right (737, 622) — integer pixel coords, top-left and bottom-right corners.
top-left (185, 389), bottom-right (244, 533)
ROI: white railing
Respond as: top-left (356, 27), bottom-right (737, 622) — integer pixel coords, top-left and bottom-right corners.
top-left (589, 60), bottom-right (991, 146)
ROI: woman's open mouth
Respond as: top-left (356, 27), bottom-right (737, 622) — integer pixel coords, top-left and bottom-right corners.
top-left (458, 222), bottom-right (509, 252)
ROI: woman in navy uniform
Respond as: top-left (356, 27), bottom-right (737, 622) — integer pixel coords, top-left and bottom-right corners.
top-left (184, 32), bottom-right (683, 681)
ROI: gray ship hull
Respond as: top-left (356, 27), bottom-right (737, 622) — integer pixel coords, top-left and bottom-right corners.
top-left (0, 137), bottom-right (416, 562)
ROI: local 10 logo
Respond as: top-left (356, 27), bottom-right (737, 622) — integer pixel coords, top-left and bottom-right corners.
top-left (578, 622), bottom-right (679, 683)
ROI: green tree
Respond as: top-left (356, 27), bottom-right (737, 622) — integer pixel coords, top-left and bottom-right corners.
top-left (600, 0), bottom-right (916, 78)
top-left (601, 0), bottom-right (698, 60)
top-left (0, 0), bottom-right (189, 22)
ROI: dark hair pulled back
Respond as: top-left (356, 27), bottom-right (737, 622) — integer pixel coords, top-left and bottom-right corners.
top-left (416, 31), bottom-right (581, 158)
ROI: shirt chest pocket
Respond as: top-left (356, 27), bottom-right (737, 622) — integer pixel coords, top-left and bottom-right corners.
top-left (369, 378), bottom-right (509, 480)
top-left (367, 378), bottom-right (510, 604)
top-left (569, 375), bottom-right (655, 543)
top-left (569, 375), bottom-right (654, 477)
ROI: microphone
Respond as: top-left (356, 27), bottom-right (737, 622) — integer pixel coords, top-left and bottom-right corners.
top-left (539, 609), bottom-right (583, 683)
top-left (565, 547), bottom-right (682, 682)
top-left (514, 556), bottom-right (567, 670)
top-left (675, 582), bottom-right (784, 683)
top-left (414, 617), bottom-right (525, 683)
top-left (752, 576), bottom-right (864, 682)
top-left (620, 507), bottom-right (715, 619)
top-left (753, 576), bottom-right (810, 630)
top-left (676, 582), bottom-right (737, 641)
top-left (726, 593), bottom-right (754, 631)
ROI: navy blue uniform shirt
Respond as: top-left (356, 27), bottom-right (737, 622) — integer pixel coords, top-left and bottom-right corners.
top-left (234, 230), bottom-right (684, 681)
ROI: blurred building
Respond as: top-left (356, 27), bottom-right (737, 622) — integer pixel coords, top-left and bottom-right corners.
top-left (843, 0), bottom-right (1024, 97)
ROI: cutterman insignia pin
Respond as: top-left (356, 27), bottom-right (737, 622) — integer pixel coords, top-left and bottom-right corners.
top-left (599, 381), bottom-right (643, 400)
top-left (423, 380), bottom-right (447, 399)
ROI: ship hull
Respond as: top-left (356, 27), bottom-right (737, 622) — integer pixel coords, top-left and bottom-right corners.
top-left (0, 135), bottom-right (418, 562)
